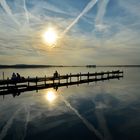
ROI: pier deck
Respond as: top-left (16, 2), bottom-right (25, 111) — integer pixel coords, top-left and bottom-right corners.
top-left (0, 70), bottom-right (123, 97)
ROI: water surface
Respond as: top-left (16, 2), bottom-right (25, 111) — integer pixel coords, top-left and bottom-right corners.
top-left (0, 67), bottom-right (140, 140)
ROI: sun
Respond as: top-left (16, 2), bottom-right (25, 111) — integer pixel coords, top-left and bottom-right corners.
top-left (43, 27), bottom-right (58, 46)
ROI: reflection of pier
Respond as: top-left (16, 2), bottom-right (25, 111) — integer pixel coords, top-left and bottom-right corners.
top-left (0, 70), bottom-right (123, 97)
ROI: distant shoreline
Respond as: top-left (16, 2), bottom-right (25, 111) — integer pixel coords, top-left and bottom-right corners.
top-left (0, 64), bottom-right (140, 69)
top-left (0, 65), bottom-right (95, 69)
top-left (97, 65), bottom-right (140, 67)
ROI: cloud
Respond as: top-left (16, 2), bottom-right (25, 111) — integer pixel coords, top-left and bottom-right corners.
top-left (95, 0), bottom-right (110, 32)
top-left (0, 107), bottom-right (22, 140)
top-left (0, 0), bottom-right (20, 26)
top-left (0, 0), bottom-right (140, 65)
top-left (60, 95), bottom-right (103, 140)
top-left (118, 0), bottom-right (140, 17)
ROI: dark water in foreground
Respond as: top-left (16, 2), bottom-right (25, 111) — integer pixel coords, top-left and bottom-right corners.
top-left (0, 67), bottom-right (140, 140)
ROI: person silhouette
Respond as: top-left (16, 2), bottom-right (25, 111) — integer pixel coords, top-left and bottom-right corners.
top-left (54, 71), bottom-right (58, 78)
top-left (16, 73), bottom-right (21, 80)
top-left (11, 72), bottom-right (17, 80)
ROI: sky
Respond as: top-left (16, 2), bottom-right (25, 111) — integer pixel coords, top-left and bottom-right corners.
top-left (0, 0), bottom-right (140, 65)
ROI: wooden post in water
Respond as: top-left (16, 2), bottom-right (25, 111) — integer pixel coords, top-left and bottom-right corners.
top-left (117, 70), bottom-right (120, 76)
top-left (80, 73), bottom-right (81, 81)
top-left (70, 73), bottom-right (71, 83)
top-left (7, 77), bottom-right (9, 88)
top-left (77, 73), bottom-right (80, 86)
top-left (2, 72), bottom-right (5, 100)
top-left (59, 74), bottom-right (60, 84)
top-left (36, 76), bottom-right (38, 86)
top-left (101, 72), bottom-right (104, 81)
top-left (36, 76), bottom-right (38, 92)
top-left (66, 74), bottom-right (68, 88)
top-left (67, 74), bottom-right (68, 83)
top-left (87, 72), bottom-right (89, 81)
top-left (77, 73), bottom-right (79, 81)
top-left (87, 72), bottom-right (89, 84)
top-left (2, 72), bottom-right (4, 80)
top-left (112, 71), bottom-right (114, 77)
top-left (28, 76), bottom-right (30, 87)
top-left (44, 75), bottom-right (47, 85)
top-left (53, 77), bottom-right (54, 84)
top-left (107, 71), bottom-right (109, 79)
top-left (95, 72), bottom-right (97, 80)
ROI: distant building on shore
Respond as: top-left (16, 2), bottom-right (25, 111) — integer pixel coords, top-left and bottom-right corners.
top-left (86, 65), bottom-right (96, 68)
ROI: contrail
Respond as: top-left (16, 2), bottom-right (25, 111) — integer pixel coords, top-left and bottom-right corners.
top-left (60, 96), bottom-right (103, 140)
top-left (22, 105), bottom-right (30, 140)
top-left (62, 0), bottom-right (98, 35)
top-left (0, 107), bottom-right (21, 140)
top-left (95, 109), bottom-right (112, 140)
top-left (0, 0), bottom-right (20, 26)
top-left (23, 0), bottom-right (30, 25)
top-left (95, 0), bottom-right (110, 30)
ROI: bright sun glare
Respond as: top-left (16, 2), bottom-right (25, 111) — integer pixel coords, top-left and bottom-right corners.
top-left (45, 90), bottom-right (57, 102)
top-left (43, 27), bottom-right (58, 46)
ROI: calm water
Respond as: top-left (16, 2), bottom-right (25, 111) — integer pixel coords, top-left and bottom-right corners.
top-left (0, 67), bottom-right (140, 140)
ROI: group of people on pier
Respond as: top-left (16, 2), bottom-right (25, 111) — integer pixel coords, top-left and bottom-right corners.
top-left (11, 72), bottom-right (24, 81)
top-left (11, 71), bottom-right (59, 81)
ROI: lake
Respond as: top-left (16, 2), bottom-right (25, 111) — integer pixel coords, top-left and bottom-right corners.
top-left (0, 67), bottom-right (140, 140)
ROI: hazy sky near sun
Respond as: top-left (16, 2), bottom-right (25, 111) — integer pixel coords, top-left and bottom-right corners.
top-left (0, 0), bottom-right (140, 65)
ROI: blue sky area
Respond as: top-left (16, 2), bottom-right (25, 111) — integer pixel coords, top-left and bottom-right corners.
top-left (0, 0), bottom-right (140, 65)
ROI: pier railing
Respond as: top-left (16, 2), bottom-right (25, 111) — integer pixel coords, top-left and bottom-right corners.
top-left (0, 70), bottom-right (123, 97)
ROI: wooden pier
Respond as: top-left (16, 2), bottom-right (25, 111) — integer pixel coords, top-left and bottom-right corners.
top-left (0, 70), bottom-right (123, 97)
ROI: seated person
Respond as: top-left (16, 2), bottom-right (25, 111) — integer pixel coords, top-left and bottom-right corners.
top-left (17, 73), bottom-right (21, 80)
top-left (54, 71), bottom-right (58, 78)
top-left (11, 72), bottom-right (17, 80)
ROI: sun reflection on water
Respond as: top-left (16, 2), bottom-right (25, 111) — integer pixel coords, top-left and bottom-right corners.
top-left (45, 89), bottom-right (57, 103)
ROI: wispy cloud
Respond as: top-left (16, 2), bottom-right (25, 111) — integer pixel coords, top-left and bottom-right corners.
top-left (95, 0), bottom-right (110, 32)
top-left (0, 0), bottom-right (140, 65)
top-left (61, 95), bottom-right (103, 140)
top-left (0, 0), bottom-right (20, 26)
top-left (0, 107), bottom-right (22, 140)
